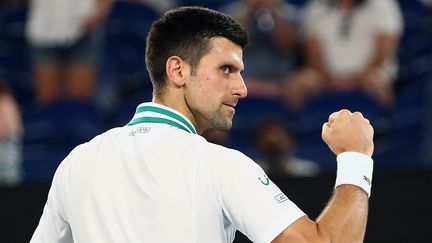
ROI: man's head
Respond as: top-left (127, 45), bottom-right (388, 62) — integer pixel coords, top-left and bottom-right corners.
top-left (146, 6), bottom-right (249, 96)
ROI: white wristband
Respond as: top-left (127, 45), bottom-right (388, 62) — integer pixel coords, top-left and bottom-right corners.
top-left (335, 152), bottom-right (374, 197)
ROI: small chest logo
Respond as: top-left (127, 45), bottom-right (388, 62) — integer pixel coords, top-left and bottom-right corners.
top-left (129, 127), bottom-right (150, 136)
top-left (274, 193), bottom-right (288, 204)
top-left (258, 175), bottom-right (270, 186)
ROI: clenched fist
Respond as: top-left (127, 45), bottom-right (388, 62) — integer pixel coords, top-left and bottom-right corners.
top-left (322, 109), bottom-right (374, 157)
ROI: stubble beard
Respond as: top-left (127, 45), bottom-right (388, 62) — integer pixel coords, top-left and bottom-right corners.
top-left (189, 103), bottom-right (232, 133)
top-left (208, 107), bottom-right (233, 131)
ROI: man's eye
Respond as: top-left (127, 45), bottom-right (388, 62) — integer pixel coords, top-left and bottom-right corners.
top-left (220, 65), bottom-right (231, 73)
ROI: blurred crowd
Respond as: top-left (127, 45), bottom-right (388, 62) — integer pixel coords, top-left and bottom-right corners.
top-left (0, 0), bottom-right (431, 184)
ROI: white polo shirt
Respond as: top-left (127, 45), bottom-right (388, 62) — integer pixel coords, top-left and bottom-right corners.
top-left (30, 102), bottom-right (305, 243)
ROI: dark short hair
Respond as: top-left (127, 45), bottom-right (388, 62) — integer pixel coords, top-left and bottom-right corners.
top-left (146, 6), bottom-right (249, 96)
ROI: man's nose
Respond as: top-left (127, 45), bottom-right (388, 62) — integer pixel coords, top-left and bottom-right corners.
top-left (232, 74), bottom-right (248, 98)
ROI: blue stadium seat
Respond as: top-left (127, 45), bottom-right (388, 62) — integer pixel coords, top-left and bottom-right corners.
top-left (101, 2), bottom-right (159, 87)
top-left (111, 88), bottom-right (153, 128)
top-left (374, 78), bottom-right (428, 169)
top-left (0, 6), bottom-right (32, 106)
top-left (23, 100), bottom-right (105, 182)
top-left (230, 97), bottom-right (295, 157)
top-left (382, 1), bottom-right (432, 169)
top-left (179, 0), bottom-right (235, 10)
top-left (295, 91), bottom-right (381, 170)
top-left (98, 1), bottom-right (159, 113)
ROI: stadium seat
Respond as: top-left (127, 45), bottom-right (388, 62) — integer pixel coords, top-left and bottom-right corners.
top-left (230, 97), bottom-right (295, 157)
top-left (23, 100), bottom-right (105, 182)
top-left (375, 77), bottom-right (428, 169)
top-left (0, 6), bottom-right (32, 106)
top-left (295, 91), bottom-right (381, 170)
top-left (98, 1), bottom-right (159, 114)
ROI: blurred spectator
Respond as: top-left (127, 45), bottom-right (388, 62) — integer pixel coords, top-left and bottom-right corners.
top-left (284, 0), bottom-right (403, 110)
top-left (254, 119), bottom-right (319, 177)
top-left (221, 0), bottom-right (300, 97)
top-left (420, 0), bottom-right (432, 7)
top-left (0, 77), bottom-right (23, 186)
top-left (26, 0), bottom-right (113, 105)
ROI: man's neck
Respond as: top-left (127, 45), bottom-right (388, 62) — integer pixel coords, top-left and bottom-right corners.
top-left (152, 95), bottom-right (203, 134)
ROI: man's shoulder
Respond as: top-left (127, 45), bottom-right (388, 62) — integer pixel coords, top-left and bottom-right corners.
top-left (65, 126), bottom-right (123, 158)
top-left (201, 140), bottom-right (247, 159)
top-left (198, 139), bottom-right (259, 170)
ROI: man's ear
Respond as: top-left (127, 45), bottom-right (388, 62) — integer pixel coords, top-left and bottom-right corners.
top-left (166, 56), bottom-right (189, 87)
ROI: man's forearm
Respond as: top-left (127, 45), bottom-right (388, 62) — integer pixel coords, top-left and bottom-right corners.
top-left (316, 185), bottom-right (369, 243)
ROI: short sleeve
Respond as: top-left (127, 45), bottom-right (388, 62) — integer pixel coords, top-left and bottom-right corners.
top-left (372, 0), bottom-right (403, 35)
top-left (217, 152), bottom-right (305, 243)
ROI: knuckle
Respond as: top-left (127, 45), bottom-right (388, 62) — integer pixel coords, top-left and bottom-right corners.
top-left (338, 109), bottom-right (353, 118)
top-left (353, 111), bottom-right (363, 117)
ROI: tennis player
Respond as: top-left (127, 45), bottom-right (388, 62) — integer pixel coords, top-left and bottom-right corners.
top-left (30, 6), bottom-right (374, 243)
